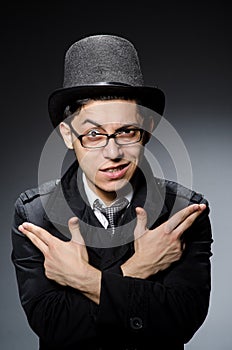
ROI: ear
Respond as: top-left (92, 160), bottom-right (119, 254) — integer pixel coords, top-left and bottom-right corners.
top-left (142, 117), bottom-right (155, 145)
top-left (148, 116), bottom-right (155, 133)
top-left (59, 122), bottom-right (73, 149)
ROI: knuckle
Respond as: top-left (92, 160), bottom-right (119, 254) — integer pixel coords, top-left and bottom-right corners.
top-left (163, 221), bottom-right (172, 234)
top-left (45, 270), bottom-right (51, 279)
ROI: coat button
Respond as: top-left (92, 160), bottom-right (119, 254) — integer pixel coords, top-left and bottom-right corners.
top-left (130, 316), bottom-right (143, 330)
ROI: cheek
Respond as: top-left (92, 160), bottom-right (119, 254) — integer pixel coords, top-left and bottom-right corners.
top-left (77, 151), bottom-right (97, 167)
top-left (73, 142), bottom-right (90, 162)
top-left (74, 147), bottom-right (102, 175)
top-left (125, 145), bottom-right (144, 163)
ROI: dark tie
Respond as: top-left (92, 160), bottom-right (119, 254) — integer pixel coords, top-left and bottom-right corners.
top-left (93, 197), bottom-right (129, 235)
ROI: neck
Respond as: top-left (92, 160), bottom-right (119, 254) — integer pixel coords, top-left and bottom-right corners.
top-left (84, 175), bottom-right (133, 206)
top-left (97, 190), bottom-right (117, 206)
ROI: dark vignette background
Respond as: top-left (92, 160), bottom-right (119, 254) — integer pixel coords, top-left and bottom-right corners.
top-left (1, 1), bottom-right (231, 349)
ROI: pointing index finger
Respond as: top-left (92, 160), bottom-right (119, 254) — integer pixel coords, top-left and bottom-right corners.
top-left (19, 222), bottom-right (51, 243)
top-left (164, 203), bottom-right (206, 234)
top-left (18, 222), bottom-right (50, 254)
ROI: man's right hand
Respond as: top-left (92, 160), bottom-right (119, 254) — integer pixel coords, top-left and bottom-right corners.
top-left (121, 203), bottom-right (206, 279)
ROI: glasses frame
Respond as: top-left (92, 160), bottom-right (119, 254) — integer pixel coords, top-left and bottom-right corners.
top-left (67, 122), bottom-right (144, 149)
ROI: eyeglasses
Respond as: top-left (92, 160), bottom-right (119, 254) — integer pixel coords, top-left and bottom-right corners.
top-left (68, 123), bottom-right (144, 149)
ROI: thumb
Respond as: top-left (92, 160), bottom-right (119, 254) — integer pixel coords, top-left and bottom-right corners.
top-left (134, 207), bottom-right (148, 240)
top-left (68, 217), bottom-right (85, 245)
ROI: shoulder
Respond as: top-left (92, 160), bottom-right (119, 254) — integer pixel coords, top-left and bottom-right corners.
top-left (17, 179), bottom-right (59, 203)
top-left (158, 178), bottom-right (207, 203)
top-left (155, 178), bottom-right (209, 213)
top-left (14, 179), bottom-right (60, 220)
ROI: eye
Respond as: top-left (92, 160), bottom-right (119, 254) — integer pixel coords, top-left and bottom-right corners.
top-left (118, 129), bottom-right (139, 137)
top-left (87, 130), bottom-right (101, 137)
top-left (118, 129), bottom-right (133, 134)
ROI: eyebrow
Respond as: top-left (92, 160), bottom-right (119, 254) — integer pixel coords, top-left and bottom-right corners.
top-left (81, 119), bottom-right (141, 130)
top-left (81, 119), bottom-right (101, 127)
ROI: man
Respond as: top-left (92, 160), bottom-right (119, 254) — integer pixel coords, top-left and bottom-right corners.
top-left (11, 34), bottom-right (213, 349)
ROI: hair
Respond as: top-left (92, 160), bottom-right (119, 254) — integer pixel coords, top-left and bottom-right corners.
top-left (63, 95), bottom-right (153, 144)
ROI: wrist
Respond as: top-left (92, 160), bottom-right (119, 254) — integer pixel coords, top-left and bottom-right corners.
top-left (121, 255), bottom-right (161, 279)
top-left (72, 264), bottom-right (102, 304)
top-left (121, 257), bottom-right (146, 279)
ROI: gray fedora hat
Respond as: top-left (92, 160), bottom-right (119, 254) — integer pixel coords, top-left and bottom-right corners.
top-left (48, 34), bottom-right (165, 128)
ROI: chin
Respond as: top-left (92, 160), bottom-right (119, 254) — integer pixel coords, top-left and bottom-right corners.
top-left (105, 179), bottom-right (130, 193)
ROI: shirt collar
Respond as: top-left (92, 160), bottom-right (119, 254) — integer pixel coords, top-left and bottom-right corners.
top-left (82, 172), bottom-right (133, 208)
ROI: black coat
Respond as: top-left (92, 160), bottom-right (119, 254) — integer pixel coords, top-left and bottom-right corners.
top-left (11, 158), bottom-right (213, 349)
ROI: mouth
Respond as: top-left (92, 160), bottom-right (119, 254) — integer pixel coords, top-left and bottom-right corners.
top-left (100, 163), bottom-right (130, 179)
top-left (101, 163), bottom-right (129, 172)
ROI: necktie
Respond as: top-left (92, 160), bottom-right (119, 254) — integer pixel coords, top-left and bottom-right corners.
top-left (93, 197), bottom-right (129, 235)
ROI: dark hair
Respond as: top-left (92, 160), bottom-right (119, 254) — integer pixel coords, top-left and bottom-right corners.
top-left (63, 95), bottom-right (144, 118)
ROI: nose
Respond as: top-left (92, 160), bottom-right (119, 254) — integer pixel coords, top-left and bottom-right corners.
top-left (102, 138), bottom-right (123, 160)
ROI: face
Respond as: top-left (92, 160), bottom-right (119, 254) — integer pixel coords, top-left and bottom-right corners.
top-left (60, 100), bottom-right (148, 204)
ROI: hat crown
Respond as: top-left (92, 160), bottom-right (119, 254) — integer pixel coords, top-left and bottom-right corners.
top-left (63, 35), bottom-right (144, 88)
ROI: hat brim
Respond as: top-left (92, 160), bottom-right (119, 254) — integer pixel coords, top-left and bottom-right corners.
top-left (48, 84), bottom-right (165, 128)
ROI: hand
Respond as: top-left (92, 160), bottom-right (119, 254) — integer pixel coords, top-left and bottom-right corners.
top-left (18, 218), bottom-right (101, 304)
top-left (121, 204), bottom-right (206, 279)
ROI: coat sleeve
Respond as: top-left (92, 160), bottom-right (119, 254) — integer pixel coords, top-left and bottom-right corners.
top-left (11, 196), bottom-right (99, 347)
top-left (96, 204), bottom-right (213, 345)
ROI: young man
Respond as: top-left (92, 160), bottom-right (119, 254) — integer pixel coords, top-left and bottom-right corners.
top-left (11, 35), bottom-right (213, 349)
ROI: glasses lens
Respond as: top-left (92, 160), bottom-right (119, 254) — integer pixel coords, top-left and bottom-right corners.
top-left (116, 129), bottom-right (141, 145)
top-left (82, 133), bottom-right (107, 148)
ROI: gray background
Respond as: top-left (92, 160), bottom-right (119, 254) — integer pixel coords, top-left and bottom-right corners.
top-left (1, 1), bottom-right (231, 349)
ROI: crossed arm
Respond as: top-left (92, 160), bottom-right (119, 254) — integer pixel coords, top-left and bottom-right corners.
top-left (18, 203), bottom-right (206, 305)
